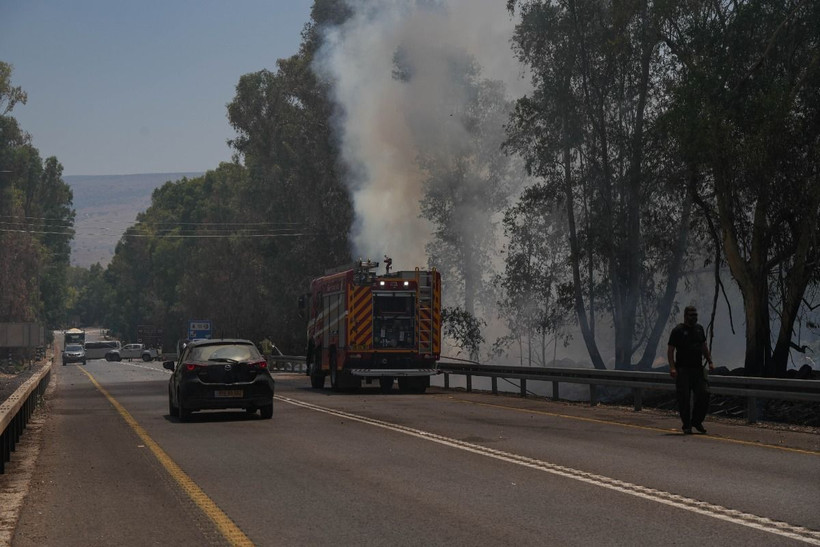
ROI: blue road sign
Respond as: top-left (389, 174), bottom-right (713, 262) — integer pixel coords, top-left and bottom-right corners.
top-left (188, 320), bottom-right (212, 339)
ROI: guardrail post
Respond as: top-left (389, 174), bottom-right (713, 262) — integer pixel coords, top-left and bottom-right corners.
top-left (1, 431), bottom-right (7, 473)
top-left (520, 379), bottom-right (527, 398)
top-left (747, 397), bottom-right (758, 424)
top-left (589, 384), bottom-right (597, 406)
top-left (466, 374), bottom-right (472, 393)
top-left (552, 382), bottom-right (559, 401)
top-left (633, 388), bottom-right (642, 411)
top-left (444, 373), bottom-right (450, 389)
top-left (491, 377), bottom-right (497, 395)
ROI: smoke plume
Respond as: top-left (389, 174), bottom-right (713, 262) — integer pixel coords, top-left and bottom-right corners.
top-left (313, 0), bottom-right (528, 271)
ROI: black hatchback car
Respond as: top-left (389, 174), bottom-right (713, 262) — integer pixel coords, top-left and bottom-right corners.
top-left (164, 339), bottom-right (274, 421)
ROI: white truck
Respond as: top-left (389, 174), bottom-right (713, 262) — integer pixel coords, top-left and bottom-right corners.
top-left (105, 343), bottom-right (160, 362)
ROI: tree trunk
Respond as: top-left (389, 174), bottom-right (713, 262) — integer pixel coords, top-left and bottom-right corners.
top-left (636, 175), bottom-right (694, 370)
top-left (563, 122), bottom-right (605, 370)
top-left (770, 197), bottom-right (819, 376)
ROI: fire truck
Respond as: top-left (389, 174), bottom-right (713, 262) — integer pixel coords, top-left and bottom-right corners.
top-left (304, 259), bottom-right (441, 393)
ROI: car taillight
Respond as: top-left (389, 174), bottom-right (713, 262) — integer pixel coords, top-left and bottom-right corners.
top-left (250, 360), bottom-right (268, 369)
top-left (184, 363), bottom-right (200, 371)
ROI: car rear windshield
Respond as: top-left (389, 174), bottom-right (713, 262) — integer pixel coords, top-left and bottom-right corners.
top-left (189, 343), bottom-right (261, 363)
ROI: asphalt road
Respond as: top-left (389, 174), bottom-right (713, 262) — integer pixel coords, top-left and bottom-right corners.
top-left (4, 355), bottom-right (819, 546)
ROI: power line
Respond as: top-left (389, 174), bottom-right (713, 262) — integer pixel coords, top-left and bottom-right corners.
top-left (0, 227), bottom-right (311, 239)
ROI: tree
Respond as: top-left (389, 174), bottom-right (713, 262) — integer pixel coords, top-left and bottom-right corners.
top-left (102, 6), bottom-right (355, 352)
top-left (496, 184), bottom-right (572, 366)
top-left (659, 0), bottom-right (820, 376)
top-left (506, 0), bottom-right (692, 370)
top-left (417, 63), bottom-right (517, 323)
top-left (226, 13), bottom-right (354, 350)
top-left (0, 61), bottom-right (74, 328)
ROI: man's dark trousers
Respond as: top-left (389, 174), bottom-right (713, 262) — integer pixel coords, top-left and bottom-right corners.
top-left (676, 366), bottom-right (710, 429)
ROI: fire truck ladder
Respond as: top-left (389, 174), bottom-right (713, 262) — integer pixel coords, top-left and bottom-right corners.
top-left (417, 270), bottom-right (434, 354)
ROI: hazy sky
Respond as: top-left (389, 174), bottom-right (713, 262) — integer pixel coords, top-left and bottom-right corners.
top-left (0, 0), bottom-right (313, 176)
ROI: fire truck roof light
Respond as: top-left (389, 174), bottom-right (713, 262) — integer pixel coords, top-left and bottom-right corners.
top-left (404, 281), bottom-right (409, 286)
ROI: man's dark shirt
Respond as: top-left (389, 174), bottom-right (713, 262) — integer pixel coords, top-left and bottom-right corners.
top-left (668, 323), bottom-right (706, 368)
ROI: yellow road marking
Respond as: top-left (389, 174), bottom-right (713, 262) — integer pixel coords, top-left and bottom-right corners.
top-left (78, 367), bottom-right (254, 546)
top-left (436, 394), bottom-right (820, 456)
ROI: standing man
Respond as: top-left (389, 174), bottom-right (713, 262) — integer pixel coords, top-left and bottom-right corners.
top-left (667, 306), bottom-right (715, 434)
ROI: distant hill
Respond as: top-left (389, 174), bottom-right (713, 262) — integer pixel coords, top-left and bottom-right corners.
top-left (65, 172), bottom-right (203, 267)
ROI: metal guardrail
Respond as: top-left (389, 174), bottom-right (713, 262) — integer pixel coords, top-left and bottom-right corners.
top-left (262, 353), bottom-right (819, 424)
top-left (436, 362), bottom-right (820, 423)
top-left (266, 355), bottom-right (307, 373)
top-left (0, 361), bottom-right (51, 473)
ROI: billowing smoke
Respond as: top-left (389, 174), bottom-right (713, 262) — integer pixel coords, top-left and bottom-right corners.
top-left (313, 0), bottom-right (529, 271)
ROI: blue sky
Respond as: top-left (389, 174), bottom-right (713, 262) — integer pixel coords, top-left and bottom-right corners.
top-left (0, 0), bottom-right (313, 175)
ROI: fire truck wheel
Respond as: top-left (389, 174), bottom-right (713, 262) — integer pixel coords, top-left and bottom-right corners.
top-left (310, 372), bottom-right (325, 389)
top-left (379, 376), bottom-right (394, 393)
top-left (330, 363), bottom-right (340, 391)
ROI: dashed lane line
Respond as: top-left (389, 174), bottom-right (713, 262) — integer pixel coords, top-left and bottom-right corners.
top-left (277, 394), bottom-right (820, 545)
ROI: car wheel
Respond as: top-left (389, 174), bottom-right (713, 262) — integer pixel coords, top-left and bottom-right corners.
top-left (142, 353), bottom-right (152, 362)
top-left (83, 360), bottom-right (87, 366)
top-left (259, 403), bottom-right (273, 419)
top-left (176, 391), bottom-right (191, 422)
top-left (169, 395), bottom-right (178, 416)
top-left (310, 372), bottom-right (325, 389)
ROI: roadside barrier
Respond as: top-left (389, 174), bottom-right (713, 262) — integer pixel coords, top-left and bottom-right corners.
top-left (0, 361), bottom-right (51, 473)
top-left (436, 361), bottom-right (820, 424)
top-left (264, 353), bottom-right (819, 424)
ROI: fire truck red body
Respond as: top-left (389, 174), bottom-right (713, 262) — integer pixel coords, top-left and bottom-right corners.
top-left (305, 260), bottom-right (441, 393)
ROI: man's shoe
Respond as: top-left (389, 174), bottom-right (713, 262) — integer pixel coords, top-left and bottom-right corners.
top-left (693, 424), bottom-right (707, 434)
top-left (683, 428), bottom-right (693, 435)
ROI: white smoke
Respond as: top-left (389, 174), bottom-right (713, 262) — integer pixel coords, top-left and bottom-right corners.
top-left (313, 0), bottom-right (529, 271)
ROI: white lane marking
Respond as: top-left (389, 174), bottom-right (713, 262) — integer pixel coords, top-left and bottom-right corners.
top-left (276, 395), bottom-right (820, 545)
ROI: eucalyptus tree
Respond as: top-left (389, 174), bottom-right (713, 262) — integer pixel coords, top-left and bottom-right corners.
top-left (497, 184), bottom-right (572, 366)
top-left (0, 62), bottom-right (74, 328)
top-left (506, 0), bottom-right (692, 370)
top-left (417, 64), bottom-right (517, 322)
top-left (659, 0), bottom-right (820, 376)
top-left (102, 5), bottom-right (355, 352)
top-left (227, 10), bottom-right (353, 351)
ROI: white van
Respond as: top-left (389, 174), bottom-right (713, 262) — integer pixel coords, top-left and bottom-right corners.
top-left (84, 340), bottom-right (121, 360)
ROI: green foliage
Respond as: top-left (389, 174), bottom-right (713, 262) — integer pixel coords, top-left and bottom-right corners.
top-left (496, 184), bottom-right (572, 365)
top-left (0, 62), bottom-right (74, 328)
top-left (0, 61), bottom-right (27, 116)
top-left (442, 306), bottom-right (486, 361)
top-left (658, 0), bottom-right (820, 376)
top-left (100, 9), bottom-right (354, 352)
top-left (506, 0), bottom-right (695, 369)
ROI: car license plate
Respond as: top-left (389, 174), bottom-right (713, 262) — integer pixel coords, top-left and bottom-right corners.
top-left (214, 389), bottom-right (243, 398)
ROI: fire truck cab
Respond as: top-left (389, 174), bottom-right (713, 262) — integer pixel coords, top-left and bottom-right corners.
top-left (304, 259), bottom-right (441, 393)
